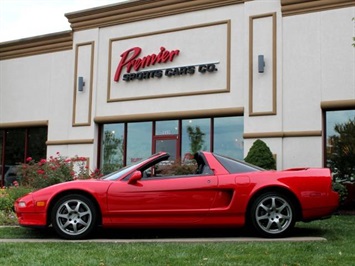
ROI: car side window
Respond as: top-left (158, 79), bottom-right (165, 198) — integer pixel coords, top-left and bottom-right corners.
top-left (141, 160), bottom-right (198, 179)
top-left (135, 153), bottom-right (212, 180)
top-left (141, 158), bottom-right (213, 180)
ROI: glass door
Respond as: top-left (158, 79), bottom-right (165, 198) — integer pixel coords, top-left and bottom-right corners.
top-left (153, 135), bottom-right (179, 162)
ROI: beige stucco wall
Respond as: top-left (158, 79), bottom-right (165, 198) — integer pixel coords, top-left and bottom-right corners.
top-left (1, 0), bottom-right (354, 170)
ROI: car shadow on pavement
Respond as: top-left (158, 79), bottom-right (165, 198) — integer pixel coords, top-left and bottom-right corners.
top-left (21, 224), bottom-right (327, 240)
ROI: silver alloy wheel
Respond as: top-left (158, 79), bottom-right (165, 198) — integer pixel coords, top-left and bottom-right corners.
top-left (55, 199), bottom-right (93, 236)
top-left (255, 195), bottom-right (293, 235)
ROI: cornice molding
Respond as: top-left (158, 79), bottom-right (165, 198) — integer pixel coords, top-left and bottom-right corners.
top-left (281, 0), bottom-right (355, 16)
top-left (65, 0), bottom-right (250, 31)
top-left (1, 1), bottom-right (353, 59)
top-left (46, 139), bottom-right (94, 146)
top-left (94, 107), bottom-right (244, 123)
top-left (0, 120), bottom-right (48, 129)
top-left (321, 99), bottom-right (355, 110)
top-left (243, 130), bottom-right (322, 139)
top-left (0, 31), bottom-right (72, 60)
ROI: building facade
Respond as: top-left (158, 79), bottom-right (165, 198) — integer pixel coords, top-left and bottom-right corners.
top-left (0, 0), bottom-right (354, 185)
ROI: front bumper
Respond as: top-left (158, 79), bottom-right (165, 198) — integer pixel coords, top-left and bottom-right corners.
top-left (15, 211), bottom-right (47, 227)
top-left (14, 195), bottom-right (48, 227)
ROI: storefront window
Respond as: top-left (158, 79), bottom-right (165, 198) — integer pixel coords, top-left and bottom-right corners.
top-left (28, 127), bottom-right (47, 161)
top-left (5, 129), bottom-right (25, 165)
top-left (214, 117), bottom-right (244, 160)
top-left (99, 116), bottom-right (243, 172)
top-left (0, 127), bottom-right (47, 186)
top-left (181, 118), bottom-right (210, 158)
top-left (155, 120), bottom-right (178, 135)
top-left (325, 109), bottom-right (355, 181)
top-left (0, 130), bottom-right (3, 163)
top-left (102, 124), bottom-right (125, 174)
top-left (0, 130), bottom-right (3, 185)
top-left (126, 122), bottom-right (152, 165)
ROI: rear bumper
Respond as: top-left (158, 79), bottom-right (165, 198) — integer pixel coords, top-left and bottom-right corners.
top-left (302, 191), bottom-right (339, 221)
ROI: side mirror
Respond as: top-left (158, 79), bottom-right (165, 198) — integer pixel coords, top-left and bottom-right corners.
top-left (128, 171), bottom-right (142, 184)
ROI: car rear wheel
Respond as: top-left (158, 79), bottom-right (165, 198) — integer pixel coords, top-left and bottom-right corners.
top-left (51, 194), bottom-right (97, 240)
top-left (250, 192), bottom-right (295, 238)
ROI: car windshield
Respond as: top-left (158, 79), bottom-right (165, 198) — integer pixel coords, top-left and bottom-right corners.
top-left (100, 153), bottom-right (164, 181)
top-left (213, 153), bottom-right (263, 173)
top-left (101, 164), bottom-right (140, 181)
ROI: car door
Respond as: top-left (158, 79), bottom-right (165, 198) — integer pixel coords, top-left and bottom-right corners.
top-left (106, 173), bottom-right (218, 225)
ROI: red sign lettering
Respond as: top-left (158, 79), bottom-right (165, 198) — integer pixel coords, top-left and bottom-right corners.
top-left (114, 47), bottom-right (180, 82)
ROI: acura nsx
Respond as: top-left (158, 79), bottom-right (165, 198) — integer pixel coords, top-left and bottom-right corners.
top-left (14, 151), bottom-right (339, 239)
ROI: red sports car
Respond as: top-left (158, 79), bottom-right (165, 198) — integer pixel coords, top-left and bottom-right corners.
top-left (14, 152), bottom-right (339, 240)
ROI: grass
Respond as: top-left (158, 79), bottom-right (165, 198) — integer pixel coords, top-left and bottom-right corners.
top-left (0, 215), bottom-right (354, 265)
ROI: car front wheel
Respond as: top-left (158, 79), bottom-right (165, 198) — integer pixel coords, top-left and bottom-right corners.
top-left (51, 194), bottom-right (97, 240)
top-left (250, 192), bottom-right (295, 238)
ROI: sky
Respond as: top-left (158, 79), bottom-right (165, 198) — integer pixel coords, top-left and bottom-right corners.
top-left (0, 0), bottom-right (126, 42)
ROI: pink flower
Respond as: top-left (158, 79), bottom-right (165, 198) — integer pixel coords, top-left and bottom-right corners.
top-left (26, 157), bottom-right (32, 162)
top-left (38, 158), bottom-right (47, 166)
top-left (37, 170), bottom-right (45, 175)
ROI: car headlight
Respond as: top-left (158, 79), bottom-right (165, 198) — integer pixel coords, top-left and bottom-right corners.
top-left (18, 201), bottom-right (26, 208)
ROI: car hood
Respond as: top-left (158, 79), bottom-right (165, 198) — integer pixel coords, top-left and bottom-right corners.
top-left (24, 179), bottom-right (113, 199)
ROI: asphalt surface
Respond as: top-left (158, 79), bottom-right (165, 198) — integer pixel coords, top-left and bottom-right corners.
top-left (0, 226), bottom-right (327, 243)
top-left (0, 237), bottom-right (326, 243)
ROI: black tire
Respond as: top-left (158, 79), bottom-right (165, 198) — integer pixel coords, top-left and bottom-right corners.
top-left (51, 194), bottom-right (97, 240)
top-left (250, 192), bottom-right (295, 238)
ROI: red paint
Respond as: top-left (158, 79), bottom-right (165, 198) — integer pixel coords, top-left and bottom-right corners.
top-left (114, 47), bottom-right (180, 82)
top-left (14, 151), bottom-right (339, 238)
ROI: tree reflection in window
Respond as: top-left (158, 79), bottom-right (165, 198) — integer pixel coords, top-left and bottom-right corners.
top-left (326, 113), bottom-right (355, 182)
top-left (186, 125), bottom-right (205, 154)
top-left (182, 119), bottom-right (210, 158)
top-left (102, 130), bottom-right (124, 175)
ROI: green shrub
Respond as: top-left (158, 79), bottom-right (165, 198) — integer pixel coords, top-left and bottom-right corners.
top-left (0, 189), bottom-right (13, 212)
top-left (0, 186), bottom-right (33, 212)
top-left (0, 210), bottom-right (17, 225)
top-left (245, 139), bottom-right (276, 170)
top-left (18, 153), bottom-right (102, 189)
top-left (0, 186), bottom-right (36, 226)
top-left (332, 182), bottom-right (348, 205)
